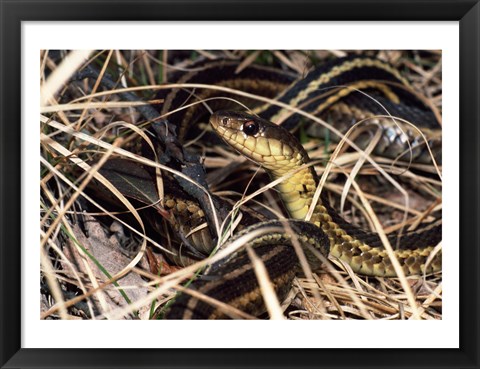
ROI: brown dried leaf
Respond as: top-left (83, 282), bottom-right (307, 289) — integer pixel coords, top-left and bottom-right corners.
top-left (62, 215), bottom-right (148, 318)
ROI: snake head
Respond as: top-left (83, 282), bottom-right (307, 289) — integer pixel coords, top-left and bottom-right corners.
top-left (210, 110), bottom-right (309, 172)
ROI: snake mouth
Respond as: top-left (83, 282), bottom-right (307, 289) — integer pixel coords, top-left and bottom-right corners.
top-left (208, 111), bottom-right (222, 130)
top-left (209, 111), bottom-right (240, 143)
top-left (209, 110), bottom-right (257, 152)
top-left (209, 111), bottom-right (233, 140)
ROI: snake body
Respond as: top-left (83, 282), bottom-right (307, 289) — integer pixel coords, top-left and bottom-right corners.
top-left (210, 111), bottom-right (441, 277)
top-left (164, 219), bottom-right (330, 319)
top-left (164, 110), bottom-right (441, 319)
top-left (163, 56), bottom-right (442, 319)
top-left (158, 56), bottom-right (441, 165)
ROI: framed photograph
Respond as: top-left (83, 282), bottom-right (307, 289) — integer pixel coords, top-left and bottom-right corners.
top-left (1, 0), bottom-right (479, 368)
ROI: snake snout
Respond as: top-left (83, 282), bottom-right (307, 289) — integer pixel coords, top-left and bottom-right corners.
top-left (210, 110), bottom-right (250, 132)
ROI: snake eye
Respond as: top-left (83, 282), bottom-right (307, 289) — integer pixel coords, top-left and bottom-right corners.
top-left (222, 117), bottom-right (229, 126)
top-left (242, 120), bottom-right (259, 136)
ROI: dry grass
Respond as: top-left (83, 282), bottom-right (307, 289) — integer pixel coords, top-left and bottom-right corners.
top-left (40, 50), bottom-right (442, 320)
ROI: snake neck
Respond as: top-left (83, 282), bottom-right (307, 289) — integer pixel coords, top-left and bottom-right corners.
top-left (272, 166), bottom-right (352, 246)
top-left (272, 164), bottom-right (442, 276)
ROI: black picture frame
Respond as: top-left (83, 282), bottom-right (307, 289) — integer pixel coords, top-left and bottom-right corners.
top-left (1, 1), bottom-right (479, 368)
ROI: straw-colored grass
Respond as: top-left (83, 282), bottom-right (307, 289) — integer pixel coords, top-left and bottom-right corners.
top-left (40, 50), bottom-right (442, 320)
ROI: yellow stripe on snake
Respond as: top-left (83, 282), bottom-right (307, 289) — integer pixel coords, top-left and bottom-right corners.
top-left (163, 56), bottom-right (442, 319)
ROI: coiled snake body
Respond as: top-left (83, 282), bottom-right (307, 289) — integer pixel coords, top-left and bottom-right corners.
top-left (210, 110), bottom-right (441, 275)
top-left (164, 56), bottom-right (442, 319)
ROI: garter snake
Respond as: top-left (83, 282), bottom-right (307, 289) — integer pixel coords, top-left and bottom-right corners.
top-left (160, 55), bottom-right (442, 319)
top-left (209, 110), bottom-right (441, 276)
top-left (158, 55), bottom-right (441, 165)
